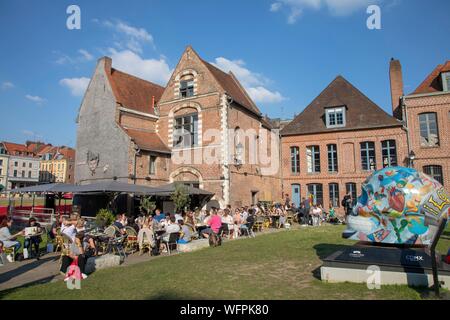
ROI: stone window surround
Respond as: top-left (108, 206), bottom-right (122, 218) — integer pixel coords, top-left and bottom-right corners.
top-left (168, 102), bottom-right (203, 148)
top-left (169, 166), bottom-right (204, 189)
top-left (174, 69), bottom-right (199, 99)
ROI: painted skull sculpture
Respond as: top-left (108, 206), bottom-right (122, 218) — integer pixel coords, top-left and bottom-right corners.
top-left (343, 167), bottom-right (449, 245)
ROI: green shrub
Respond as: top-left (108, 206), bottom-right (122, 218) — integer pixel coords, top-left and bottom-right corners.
top-left (96, 208), bottom-right (115, 227)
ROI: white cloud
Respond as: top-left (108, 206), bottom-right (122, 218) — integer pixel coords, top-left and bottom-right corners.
top-left (109, 49), bottom-right (172, 85)
top-left (26, 94), bottom-right (46, 105)
top-left (1, 81), bottom-right (14, 90)
top-left (60, 77), bottom-right (91, 96)
top-left (103, 20), bottom-right (154, 54)
top-left (22, 130), bottom-right (43, 140)
top-left (271, 0), bottom-right (384, 23)
top-left (246, 87), bottom-right (286, 103)
top-left (211, 57), bottom-right (286, 104)
top-left (78, 49), bottom-right (94, 61)
top-left (55, 49), bottom-right (94, 65)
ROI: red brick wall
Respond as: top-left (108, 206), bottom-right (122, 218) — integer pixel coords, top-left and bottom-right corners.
top-left (405, 93), bottom-right (450, 188)
top-left (281, 126), bottom-right (407, 214)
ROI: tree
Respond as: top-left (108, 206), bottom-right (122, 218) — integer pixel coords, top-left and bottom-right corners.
top-left (170, 183), bottom-right (190, 213)
top-left (139, 196), bottom-right (156, 215)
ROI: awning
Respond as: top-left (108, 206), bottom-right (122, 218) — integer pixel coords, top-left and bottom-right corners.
top-left (6, 181), bottom-right (215, 198)
top-left (146, 182), bottom-right (214, 196)
top-left (6, 183), bottom-right (75, 193)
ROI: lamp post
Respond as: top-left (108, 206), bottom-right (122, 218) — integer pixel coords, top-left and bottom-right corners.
top-left (408, 150), bottom-right (416, 168)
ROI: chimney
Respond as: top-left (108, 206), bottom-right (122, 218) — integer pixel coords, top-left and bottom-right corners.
top-left (389, 58), bottom-right (404, 119)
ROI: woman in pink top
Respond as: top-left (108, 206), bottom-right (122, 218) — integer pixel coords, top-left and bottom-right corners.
top-left (201, 210), bottom-right (222, 238)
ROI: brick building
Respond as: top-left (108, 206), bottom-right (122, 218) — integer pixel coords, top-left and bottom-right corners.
top-left (390, 59), bottom-right (450, 188)
top-left (75, 46), bottom-right (281, 208)
top-left (280, 76), bottom-right (407, 213)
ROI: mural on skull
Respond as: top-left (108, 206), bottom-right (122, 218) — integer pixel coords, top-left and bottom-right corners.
top-left (343, 167), bottom-right (449, 245)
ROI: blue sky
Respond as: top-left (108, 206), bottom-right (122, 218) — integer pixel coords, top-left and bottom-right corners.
top-left (0, 0), bottom-right (449, 147)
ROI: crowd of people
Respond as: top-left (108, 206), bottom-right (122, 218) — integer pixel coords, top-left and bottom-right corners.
top-left (0, 194), bottom-right (352, 271)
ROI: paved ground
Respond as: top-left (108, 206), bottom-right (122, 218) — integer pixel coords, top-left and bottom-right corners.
top-left (0, 226), bottom-right (291, 292)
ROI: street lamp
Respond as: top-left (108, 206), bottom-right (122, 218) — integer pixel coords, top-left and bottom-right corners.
top-left (408, 150), bottom-right (416, 168)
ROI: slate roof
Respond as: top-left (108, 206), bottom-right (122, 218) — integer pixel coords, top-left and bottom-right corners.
top-left (281, 76), bottom-right (401, 136)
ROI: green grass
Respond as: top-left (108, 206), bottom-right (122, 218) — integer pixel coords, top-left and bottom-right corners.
top-left (1, 225), bottom-right (449, 300)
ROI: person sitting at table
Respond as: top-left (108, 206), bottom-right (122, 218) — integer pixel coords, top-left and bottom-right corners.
top-left (0, 217), bottom-right (23, 260)
top-left (60, 232), bottom-right (90, 280)
top-left (153, 209), bottom-right (166, 223)
top-left (113, 214), bottom-right (127, 235)
top-left (48, 215), bottom-right (63, 241)
top-left (23, 217), bottom-right (42, 260)
top-left (233, 208), bottom-right (242, 238)
top-left (221, 209), bottom-right (234, 239)
top-left (61, 217), bottom-right (77, 241)
top-left (76, 219), bottom-right (97, 256)
top-left (137, 216), bottom-right (155, 253)
top-left (201, 210), bottom-right (222, 239)
top-left (184, 211), bottom-right (196, 231)
top-left (160, 215), bottom-right (180, 251)
top-left (177, 220), bottom-right (191, 244)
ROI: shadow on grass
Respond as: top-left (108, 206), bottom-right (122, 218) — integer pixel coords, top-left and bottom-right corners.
top-left (0, 255), bottom-right (59, 284)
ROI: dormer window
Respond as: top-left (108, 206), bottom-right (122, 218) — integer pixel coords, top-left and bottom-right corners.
top-left (442, 72), bottom-right (450, 92)
top-left (326, 107), bottom-right (346, 128)
top-left (180, 79), bottom-right (194, 98)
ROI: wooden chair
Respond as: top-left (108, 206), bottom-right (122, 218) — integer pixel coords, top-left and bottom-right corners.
top-left (59, 233), bottom-right (73, 263)
top-left (54, 228), bottom-right (64, 253)
top-left (162, 232), bottom-right (179, 255)
top-left (124, 226), bottom-right (138, 254)
top-left (252, 218), bottom-right (264, 232)
top-left (3, 246), bottom-right (15, 262)
top-left (138, 232), bottom-right (153, 256)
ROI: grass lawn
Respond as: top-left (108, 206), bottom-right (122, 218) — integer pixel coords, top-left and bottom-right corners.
top-left (1, 225), bottom-right (449, 300)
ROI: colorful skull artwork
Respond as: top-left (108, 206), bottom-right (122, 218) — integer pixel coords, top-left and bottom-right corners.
top-left (343, 167), bottom-right (449, 245)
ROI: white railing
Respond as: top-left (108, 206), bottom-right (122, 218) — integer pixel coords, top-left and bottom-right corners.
top-left (11, 208), bottom-right (96, 227)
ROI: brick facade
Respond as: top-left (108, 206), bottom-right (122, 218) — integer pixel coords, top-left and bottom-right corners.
top-left (403, 93), bottom-right (450, 187)
top-left (281, 127), bottom-right (407, 215)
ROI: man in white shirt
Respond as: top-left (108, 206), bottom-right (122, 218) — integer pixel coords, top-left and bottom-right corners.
top-left (61, 217), bottom-right (77, 240)
top-left (162, 216), bottom-right (180, 242)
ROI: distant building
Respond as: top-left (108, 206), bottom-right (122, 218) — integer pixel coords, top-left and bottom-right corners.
top-left (390, 59), bottom-right (450, 188)
top-left (280, 76), bottom-right (407, 212)
top-left (0, 146), bottom-right (9, 191)
top-left (39, 146), bottom-right (76, 184)
top-left (0, 142), bottom-right (41, 189)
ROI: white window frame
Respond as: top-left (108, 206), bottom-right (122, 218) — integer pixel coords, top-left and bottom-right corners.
top-left (442, 72), bottom-right (450, 92)
top-left (326, 107), bottom-right (346, 128)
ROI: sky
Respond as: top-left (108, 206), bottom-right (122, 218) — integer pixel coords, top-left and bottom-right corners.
top-left (0, 0), bottom-right (449, 148)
